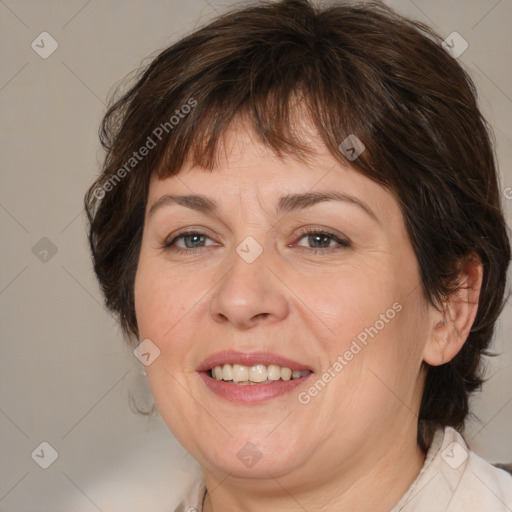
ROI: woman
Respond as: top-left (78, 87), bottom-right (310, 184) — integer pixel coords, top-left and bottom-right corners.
top-left (85, 0), bottom-right (512, 510)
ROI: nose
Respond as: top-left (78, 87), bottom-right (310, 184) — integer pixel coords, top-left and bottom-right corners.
top-left (208, 243), bottom-right (289, 330)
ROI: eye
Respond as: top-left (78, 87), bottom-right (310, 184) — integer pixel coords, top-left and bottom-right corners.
top-left (293, 227), bottom-right (350, 254)
top-left (162, 227), bottom-right (350, 255)
top-left (162, 230), bottom-right (217, 254)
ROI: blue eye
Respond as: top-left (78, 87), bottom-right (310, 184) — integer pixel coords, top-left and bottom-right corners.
top-left (163, 228), bottom-right (350, 255)
top-left (294, 229), bottom-right (350, 252)
top-left (163, 230), bottom-right (215, 253)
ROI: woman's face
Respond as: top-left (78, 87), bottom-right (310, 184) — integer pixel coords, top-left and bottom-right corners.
top-left (134, 122), bottom-right (435, 485)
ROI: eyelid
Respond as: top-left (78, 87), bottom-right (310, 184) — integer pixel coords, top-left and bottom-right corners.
top-left (162, 231), bottom-right (219, 256)
top-left (291, 226), bottom-right (351, 250)
top-left (162, 225), bottom-right (350, 254)
top-left (162, 226), bottom-right (218, 246)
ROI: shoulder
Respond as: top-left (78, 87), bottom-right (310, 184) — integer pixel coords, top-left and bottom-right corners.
top-left (392, 426), bottom-right (512, 512)
top-left (454, 429), bottom-right (512, 511)
top-left (172, 477), bottom-right (206, 512)
top-left (430, 426), bottom-right (512, 511)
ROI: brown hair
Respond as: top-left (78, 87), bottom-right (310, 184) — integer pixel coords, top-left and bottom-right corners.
top-left (84, 0), bottom-right (511, 449)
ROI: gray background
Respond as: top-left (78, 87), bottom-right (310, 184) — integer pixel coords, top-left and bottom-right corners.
top-left (0, 0), bottom-right (511, 510)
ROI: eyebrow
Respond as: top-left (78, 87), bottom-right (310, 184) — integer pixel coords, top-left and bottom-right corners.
top-left (148, 191), bottom-right (379, 223)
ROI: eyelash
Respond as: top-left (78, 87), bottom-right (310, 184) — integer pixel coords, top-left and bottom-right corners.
top-left (162, 227), bottom-right (350, 256)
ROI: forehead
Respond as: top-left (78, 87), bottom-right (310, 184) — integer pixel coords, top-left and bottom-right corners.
top-left (153, 121), bottom-right (364, 191)
top-left (150, 123), bottom-right (400, 223)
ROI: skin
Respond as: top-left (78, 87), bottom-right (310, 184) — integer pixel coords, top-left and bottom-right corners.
top-left (134, 119), bottom-right (483, 512)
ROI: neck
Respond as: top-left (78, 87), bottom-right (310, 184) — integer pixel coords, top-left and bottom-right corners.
top-left (202, 424), bottom-right (426, 512)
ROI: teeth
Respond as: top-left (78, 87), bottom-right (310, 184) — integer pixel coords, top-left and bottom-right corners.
top-left (222, 364), bottom-right (233, 381)
top-left (232, 364), bottom-right (249, 382)
top-left (267, 364), bottom-right (281, 381)
top-left (249, 364), bottom-right (267, 383)
top-left (281, 367), bottom-right (292, 381)
top-left (209, 363), bottom-right (310, 383)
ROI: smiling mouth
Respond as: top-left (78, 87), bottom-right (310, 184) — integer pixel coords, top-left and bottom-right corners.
top-left (207, 363), bottom-right (312, 385)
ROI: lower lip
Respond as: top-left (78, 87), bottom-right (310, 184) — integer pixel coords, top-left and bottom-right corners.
top-left (199, 372), bottom-right (313, 403)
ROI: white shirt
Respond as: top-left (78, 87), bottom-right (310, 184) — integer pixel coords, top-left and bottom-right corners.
top-left (173, 426), bottom-right (512, 511)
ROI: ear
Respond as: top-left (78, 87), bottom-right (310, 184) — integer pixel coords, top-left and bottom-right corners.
top-left (423, 254), bottom-right (484, 366)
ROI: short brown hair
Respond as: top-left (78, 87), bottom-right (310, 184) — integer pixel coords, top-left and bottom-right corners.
top-left (85, 0), bottom-right (511, 449)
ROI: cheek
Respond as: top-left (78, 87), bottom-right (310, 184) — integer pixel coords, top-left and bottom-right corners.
top-left (134, 259), bottom-right (214, 375)
top-left (134, 263), bottom-right (204, 435)
top-left (336, 287), bottom-right (428, 409)
top-left (134, 259), bottom-right (191, 339)
top-left (134, 268), bottom-right (170, 340)
top-left (300, 266), bottom-right (427, 394)
top-left (315, 298), bottom-right (427, 428)
top-left (295, 266), bottom-right (401, 350)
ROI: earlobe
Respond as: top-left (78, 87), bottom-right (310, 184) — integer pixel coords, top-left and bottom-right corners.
top-left (423, 255), bottom-right (484, 367)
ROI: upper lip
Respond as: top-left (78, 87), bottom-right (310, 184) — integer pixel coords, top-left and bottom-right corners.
top-left (197, 351), bottom-right (314, 373)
